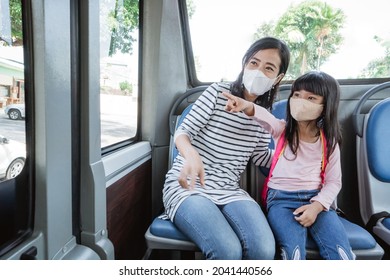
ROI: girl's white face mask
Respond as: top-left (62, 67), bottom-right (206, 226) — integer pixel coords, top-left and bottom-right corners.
top-left (289, 98), bottom-right (324, 121)
top-left (242, 69), bottom-right (276, 96)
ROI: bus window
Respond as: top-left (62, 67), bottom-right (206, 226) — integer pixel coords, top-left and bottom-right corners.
top-left (99, 0), bottom-right (140, 149)
top-left (186, 0), bottom-right (390, 83)
top-left (0, 0), bottom-right (31, 257)
top-left (0, 0), bottom-right (26, 182)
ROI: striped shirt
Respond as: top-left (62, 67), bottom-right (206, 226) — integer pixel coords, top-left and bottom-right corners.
top-left (162, 82), bottom-right (272, 221)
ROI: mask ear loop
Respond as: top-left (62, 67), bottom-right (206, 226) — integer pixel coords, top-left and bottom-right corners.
top-left (267, 88), bottom-right (272, 103)
top-left (316, 117), bottom-right (324, 128)
top-left (269, 76), bottom-right (279, 100)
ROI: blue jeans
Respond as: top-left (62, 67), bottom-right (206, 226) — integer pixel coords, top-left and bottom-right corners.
top-left (174, 195), bottom-right (275, 260)
top-left (266, 188), bottom-right (355, 260)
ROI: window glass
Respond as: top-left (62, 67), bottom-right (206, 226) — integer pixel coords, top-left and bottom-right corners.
top-left (0, 0), bottom-right (26, 182)
top-left (99, 0), bottom-right (139, 148)
top-left (187, 0), bottom-right (390, 82)
top-left (0, 0), bottom-right (31, 257)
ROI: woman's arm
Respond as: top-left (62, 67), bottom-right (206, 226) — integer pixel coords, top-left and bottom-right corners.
top-left (175, 134), bottom-right (205, 189)
top-left (174, 83), bottom-right (227, 189)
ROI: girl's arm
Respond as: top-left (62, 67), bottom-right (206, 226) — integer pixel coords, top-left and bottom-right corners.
top-left (223, 92), bottom-right (285, 138)
top-left (223, 91), bottom-right (255, 115)
top-left (294, 145), bottom-right (342, 227)
top-left (310, 144), bottom-right (342, 210)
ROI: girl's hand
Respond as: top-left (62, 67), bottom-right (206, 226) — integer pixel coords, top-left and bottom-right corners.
top-left (293, 201), bottom-right (324, 227)
top-left (222, 92), bottom-right (254, 116)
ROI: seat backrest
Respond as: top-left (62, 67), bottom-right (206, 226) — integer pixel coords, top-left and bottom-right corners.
top-left (167, 86), bottom-right (207, 169)
top-left (365, 98), bottom-right (390, 183)
top-left (356, 97), bottom-right (390, 224)
top-left (168, 104), bottom-right (193, 168)
top-left (259, 99), bottom-right (288, 177)
top-left (270, 99), bottom-right (288, 145)
top-left (271, 99), bottom-right (288, 121)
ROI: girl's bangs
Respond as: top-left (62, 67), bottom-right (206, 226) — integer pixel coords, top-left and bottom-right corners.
top-left (292, 72), bottom-right (327, 97)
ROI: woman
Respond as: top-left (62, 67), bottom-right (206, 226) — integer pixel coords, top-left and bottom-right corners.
top-left (162, 37), bottom-right (290, 259)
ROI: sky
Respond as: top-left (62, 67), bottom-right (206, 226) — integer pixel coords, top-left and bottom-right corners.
top-left (3, 0), bottom-right (389, 85)
top-left (188, 0), bottom-right (390, 81)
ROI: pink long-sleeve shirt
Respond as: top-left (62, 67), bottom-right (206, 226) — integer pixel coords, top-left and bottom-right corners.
top-left (253, 105), bottom-right (342, 210)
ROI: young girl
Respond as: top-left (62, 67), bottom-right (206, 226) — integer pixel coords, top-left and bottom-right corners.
top-left (223, 71), bottom-right (355, 260)
top-left (161, 37), bottom-right (290, 260)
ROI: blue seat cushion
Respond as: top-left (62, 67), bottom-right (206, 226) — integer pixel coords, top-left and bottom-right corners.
top-left (306, 216), bottom-right (377, 250)
top-left (150, 217), bottom-right (191, 241)
top-left (151, 216), bottom-right (377, 250)
top-left (382, 217), bottom-right (390, 230)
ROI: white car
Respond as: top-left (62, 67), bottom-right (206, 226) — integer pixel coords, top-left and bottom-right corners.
top-left (0, 135), bottom-right (26, 180)
top-left (4, 103), bottom-right (25, 120)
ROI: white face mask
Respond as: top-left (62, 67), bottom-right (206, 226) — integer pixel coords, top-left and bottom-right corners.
top-left (290, 98), bottom-right (324, 121)
top-left (242, 69), bottom-right (276, 96)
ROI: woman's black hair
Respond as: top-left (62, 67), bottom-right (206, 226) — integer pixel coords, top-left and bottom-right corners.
top-left (230, 37), bottom-right (290, 109)
top-left (285, 71), bottom-right (342, 160)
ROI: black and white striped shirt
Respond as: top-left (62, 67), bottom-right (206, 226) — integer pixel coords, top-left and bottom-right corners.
top-left (162, 82), bottom-right (272, 221)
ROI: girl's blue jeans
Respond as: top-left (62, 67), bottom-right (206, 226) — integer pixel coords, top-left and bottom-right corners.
top-left (266, 188), bottom-right (355, 260)
top-left (173, 195), bottom-right (275, 260)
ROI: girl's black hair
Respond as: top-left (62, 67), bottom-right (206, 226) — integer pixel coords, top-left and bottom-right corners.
top-left (230, 37), bottom-right (290, 109)
top-left (285, 71), bottom-right (342, 160)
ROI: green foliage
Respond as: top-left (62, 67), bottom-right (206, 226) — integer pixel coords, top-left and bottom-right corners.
top-left (359, 36), bottom-right (390, 78)
top-left (254, 0), bottom-right (345, 79)
top-left (7, 0), bottom-right (139, 52)
top-left (186, 0), bottom-right (196, 19)
top-left (119, 80), bottom-right (133, 95)
top-left (1, 0), bottom-right (23, 45)
top-left (108, 0), bottom-right (139, 56)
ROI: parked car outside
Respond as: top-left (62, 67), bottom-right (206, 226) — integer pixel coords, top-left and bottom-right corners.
top-left (4, 103), bottom-right (25, 120)
top-left (0, 135), bottom-right (26, 180)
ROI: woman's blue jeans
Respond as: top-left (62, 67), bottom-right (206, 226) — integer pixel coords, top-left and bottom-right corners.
top-left (173, 195), bottom-right (275, 260)
top-left (266, 188), bottom-right (355, 260)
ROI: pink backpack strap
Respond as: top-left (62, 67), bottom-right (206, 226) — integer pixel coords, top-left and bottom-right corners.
top-left (261, 130), bottom-right (286, 208)
top-left (319, 129), bottom-right (327, 185)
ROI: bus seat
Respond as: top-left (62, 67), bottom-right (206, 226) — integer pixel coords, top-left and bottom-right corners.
top-left (264, 99), bottom-right (384, 259)
top-left (143, 87), bottom-right (207, 259)
top-left (353, 82), bottom-right (390, 257)
top-left (144, 94), bottom-right (384, 260)
top-left (143, 86), bottom-right (290, 259)
top-left (143, 103), bottom-right (200, 259)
